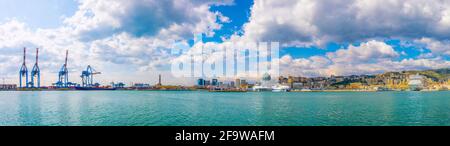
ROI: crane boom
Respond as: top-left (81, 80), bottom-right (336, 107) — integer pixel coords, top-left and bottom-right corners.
top-left (36, 48), bottom-right (39, 64)
top-left (64, 50), bottom-right (68, 67)
top-left (23, 47), bottom-right (26, 65)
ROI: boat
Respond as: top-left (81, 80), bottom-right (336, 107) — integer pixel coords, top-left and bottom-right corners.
top-left (271, 84), bottom-right (290, 92)
top-left (300, 88), bottom-right (312, 92)
top-left (252, 72), bottom-right (274, 92)
top-left (252, 85), bottom-right (272, 92)
top-left (75, 87), bottom-right (116, 90)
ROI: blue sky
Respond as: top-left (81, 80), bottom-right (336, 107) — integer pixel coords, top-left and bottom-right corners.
top-left (206, 0), bottom-right (253, 42)
top-left (0, 0), bottom-right (449, 85)
top-left (0, 0), bottom-right (78, 28)
top-left (207, 1), bottom-right (447, 61)
top-left (0, 0), bottom-right (427, 60)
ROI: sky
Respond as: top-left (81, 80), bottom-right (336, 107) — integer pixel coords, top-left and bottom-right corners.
top-left (0, 0), bottom-right (449, 86)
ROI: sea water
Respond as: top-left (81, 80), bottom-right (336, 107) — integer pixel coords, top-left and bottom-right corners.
top-left (0, 91), bottom-right (448, 126)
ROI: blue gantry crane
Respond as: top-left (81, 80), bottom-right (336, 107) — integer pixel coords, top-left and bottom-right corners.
top-left (81, 65), bottom-right (101, 87)
top-left (19, 47), bottom-right (28, 88)
top-left (30, 48), bottom-right (40, 88)
top-left (55, 50), bottom-right (69, 88)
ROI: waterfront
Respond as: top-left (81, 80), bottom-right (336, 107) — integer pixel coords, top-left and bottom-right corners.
top-left (0, 91), bottom-right (448, 126)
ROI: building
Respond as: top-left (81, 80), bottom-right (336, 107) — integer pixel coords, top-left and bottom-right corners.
top-left (156, 74), bottom-right (162, 86)
top-left (287, 76), bottom-right (294, 88)
top-left (0, 84), bottom-right (16, 90)
top-left (112, 82), bottom-right (125, 88)
top-left (235, 78), bottom-right (241, 88)
top-left (211, 79), bottom-right (218, 86)
top-left (197, 78), bottom-right (205, 87)
top-left (240, 79), bottom-right (247, 86)
top-left (409, 74), bottom-right (424, 91)
top-left (133, 83), bottom-right (150, 88)
top-left (205, 80), bottom-right (211, 86)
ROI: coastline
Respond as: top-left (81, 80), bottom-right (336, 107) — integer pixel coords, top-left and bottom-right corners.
top-left (1, 88), bottom-right (448, 92)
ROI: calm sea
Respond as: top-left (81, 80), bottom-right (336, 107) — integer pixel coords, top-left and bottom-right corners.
top-left (0, 91), bottom-right (448, 126)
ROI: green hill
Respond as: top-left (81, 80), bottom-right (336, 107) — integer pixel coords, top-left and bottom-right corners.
top-left (405, 68), bottom-right (450, 81)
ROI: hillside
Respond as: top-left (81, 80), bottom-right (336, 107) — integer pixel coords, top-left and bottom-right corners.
top-left (405, 68), bottom-right (450, 81)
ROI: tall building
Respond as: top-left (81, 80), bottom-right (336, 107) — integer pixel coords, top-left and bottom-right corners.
top-left (288, 76), bottom-right (294, 88)
top-left (212, 79), bottom-right (218, 86)
top-left (156, 74), bottom-right (162, 86)
top-left (240, 80), bottom-right (247, 86)
top-left (235, 78), bottom-right (241, 88)
top-left (197, 78), bottom-right (205, 86)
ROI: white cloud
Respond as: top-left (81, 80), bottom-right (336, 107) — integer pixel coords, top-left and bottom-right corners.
top-left (326, 40), bottom-right (399, 64)
top-left (64, 0), bottom-right (232, 41)
top-left (280, 40), bottom-right (450, 77)
top-left (89, 33), bottom-right (173, 71)
top-left (241, 0), bottom-right (450, 46)
top-left (415, 38), bottom-right (450, 56)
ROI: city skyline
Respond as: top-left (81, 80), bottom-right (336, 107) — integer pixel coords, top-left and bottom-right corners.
top-left (0, 0), bottom-right (449, 86)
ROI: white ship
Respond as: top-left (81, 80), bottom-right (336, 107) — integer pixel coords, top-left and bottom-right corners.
top-left (252, 73), bottom-right (273, 92)
top-left (252, 73), bottom-right (291, 92)
top-left (272, 84), bottom-right (290, 92)
top-left (252, 85), bottom-right (272, 92)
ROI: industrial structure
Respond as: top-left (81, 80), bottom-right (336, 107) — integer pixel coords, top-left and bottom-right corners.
top-left (80, 65), bottom-right (101, 87)
top-left (156, 74), bottom-right (162, 86)
top-left (30, 48), bottom-right (40, 88)
top-left (14, 47), bottom-right (117, 90)
top-left (19, 48), bottom-right (28, 88)
top-left (55, 50), bottom-right (70, 88)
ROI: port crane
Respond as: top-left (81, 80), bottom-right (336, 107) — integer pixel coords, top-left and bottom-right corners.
top-left (81, 65), bottom-right (101, 87)
top-left (30, 48), bottom-right (40, 88)
top-left (19, 47), bottom-right (28, 88)
top-left (56, 50), bottom-right (69, 88)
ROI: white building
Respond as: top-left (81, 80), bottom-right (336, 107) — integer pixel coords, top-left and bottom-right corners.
top-left (408, 74), bottom-right (424, 91)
